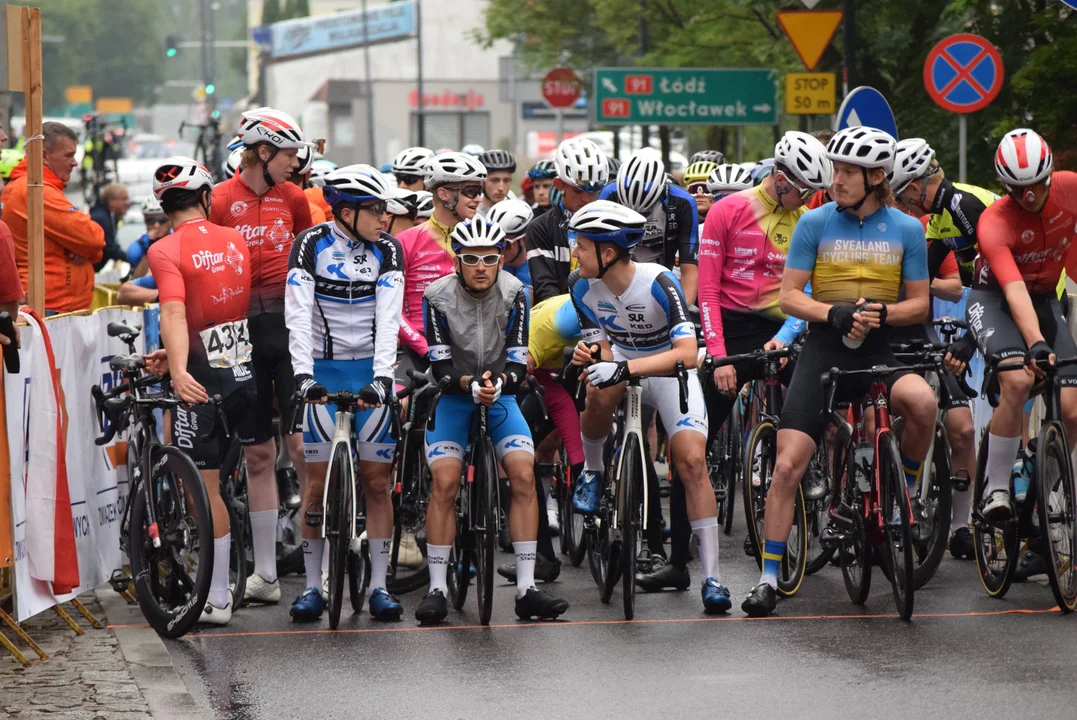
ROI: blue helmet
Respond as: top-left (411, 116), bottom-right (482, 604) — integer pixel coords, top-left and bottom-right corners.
top-left (568, 200), bottom-right (647, 249)
top-left (321, 164), bottom-right (393, 208)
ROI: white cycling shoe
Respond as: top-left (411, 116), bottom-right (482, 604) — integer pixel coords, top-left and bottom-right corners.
top-left (200, 592), bottom-right (234, 626)
top-left (243, 573), bottom-right (281, 604)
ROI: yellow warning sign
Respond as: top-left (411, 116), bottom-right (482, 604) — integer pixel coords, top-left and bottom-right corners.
top-left (786, 73), bottom-right (837, 115)
top-left (95, 97), bottom-right (132, 114)
top-left (65, 85), bottom-right (92, 104)
top-left (777, 10), bottom-right (844, 72)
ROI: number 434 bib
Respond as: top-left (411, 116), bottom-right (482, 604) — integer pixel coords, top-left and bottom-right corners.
top-left (199, 318), bottom-right (253, 369)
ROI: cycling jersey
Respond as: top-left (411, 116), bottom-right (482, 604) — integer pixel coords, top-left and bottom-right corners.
top-left (396, 218), bottom-right (455, 357)
top-left (210, 173), bottom-right (314, 315)
top-left (598, 183), bottom-right (699, 268)
top-left (305, 185), bottom-right (333, 221)
top-left (974, 171), bottom-right (1077, 295)
top-left (786, 203), bottom-right (929, 304)
top-left (126, 233), bottom-right (152, 268)
top-left (925, 179), bottom-right (997, 283)
top-left (528, 294), bottom-right (581, 370)
top-left (504, 259), bottom-right (532, 290)
top-left (285, 221), bottom-right (404, 379)
top-left (527, 202), bottom-right (578, 305)
top-left (698, 184), bottom-right (806, 356)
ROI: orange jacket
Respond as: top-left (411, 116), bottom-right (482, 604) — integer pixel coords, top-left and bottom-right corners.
top-left (305, 185), bottom-right (333, 222)
top-left (1, 159), bottom-right (105, 313)
top-left (309, 200), bottom-right (326, 226)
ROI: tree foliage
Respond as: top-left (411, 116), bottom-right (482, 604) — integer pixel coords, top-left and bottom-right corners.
top-left (262, 0), bottom-right (283, 25)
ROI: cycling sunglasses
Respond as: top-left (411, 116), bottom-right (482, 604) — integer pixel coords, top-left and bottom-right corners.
top-left (568, 181), bottom-right (605, 194)
top-left (779, 170), bottom-right (815, 202)
top-left (458, 253), bottom-right (501, 267)
top-left (396, 173), bottom-right (422, 186)
top-left (144, 216), bottom-right (169, 225)
top-left (358, 200), bottom-right (388, 216)
top-left (447, 184), bottom-right (484, 199)
top-left (687, 182), bottom-right (709, 195)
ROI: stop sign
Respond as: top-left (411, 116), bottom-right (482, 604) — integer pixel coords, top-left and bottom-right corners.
top-left (542, 67), bottom-right (582, 109)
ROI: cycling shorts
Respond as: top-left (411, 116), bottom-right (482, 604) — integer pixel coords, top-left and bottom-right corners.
top-left (301, 358), bottom-right (394, 464)
top-left (608, 346), bottom-right (709, 439)
top-left (781, 326), bottom-right (914, 441)
top-left (244, 312), bottom-right (296, 444)
top-left (172, 362), bottom-right (257, 470)
top-left (891, 323), bottom-right (970, 411)
top-left (425, 395), bottom-right (534, 464)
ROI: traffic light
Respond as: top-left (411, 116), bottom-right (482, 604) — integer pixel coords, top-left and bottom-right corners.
top-left (205, 84), bottom-right (215, 95)
top-left (165, 34), bottom-right (180, 58)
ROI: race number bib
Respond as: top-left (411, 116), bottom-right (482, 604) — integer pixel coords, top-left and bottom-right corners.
top-left (199, 318), bottom-right (253, 368)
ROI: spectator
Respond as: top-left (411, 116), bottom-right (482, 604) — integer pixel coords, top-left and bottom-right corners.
top-left (1, 121), bottom-right (105, 314)
top-left (90, 183), bottom-right (131, 271)
top-left (125, 195), bottom-right (171, 279)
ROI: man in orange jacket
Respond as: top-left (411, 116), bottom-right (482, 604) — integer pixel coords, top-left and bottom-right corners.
top-left (1, 122), bottom-right (105, 314)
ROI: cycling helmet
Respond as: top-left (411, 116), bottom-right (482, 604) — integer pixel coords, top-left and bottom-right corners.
top-left (478, 149), bottom-right (516, 173)
top-left (683, 160), bottom-right (718, 186)
top-left (995, 128), bottom-right (1053, 187)
top-left (606, 156), bottom-right (622, 180)
top-left (825, 127), bottom-right (896, 173)
top-left (774, 131), bottom-right (833, 189)
top-left (392, 146), bottom-right (434, 176)
top-left (554, 137), bottom-right (608, 191)
top-left (750, 159), bottom-right (775, 185)
top-left (296, 145), bottom-right (316, 175)
top-left (616, 147), bottom-right (667, 213)
top-left (690, 150), bottom-right (725, 165)
top-left (707, 164), bottom-right (754, 194)
top-left (140, 195), bottom-right (165, 216)
top-left (233, 107), bottom-right (310, 150)
top-left (889, 138), bottom-right (937, 195)
top-left (322, 164), bottom-right (394, 207)
top-left (222, 147), bottom-right (243, 180)
top-left (528, 159), bottom-right (557, 181)
top-left (460, 144), bottom-right (485, 157)
top-left (569, 199), bottom-right (647, 249)
top-left (487, 199), bottom-right (534, 239)
top-left (387, 188), bottom-right (420, 217)
top-left (450, 218), bottom-right (507, 253)
top-left (424, 151), bottom-right (487, 189)
top-left (308, 165), bottom-right (330, 188)
top-left (414, 190), bottom-right (434, 218)
top-left (153, 156), bottom-right (214, 200)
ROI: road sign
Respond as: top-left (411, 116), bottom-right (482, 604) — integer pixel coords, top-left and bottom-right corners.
top-left (799, 0), bottom-right (822, 7)
top-left (923, 33), bottom-right (1003, 114)
top-left (593, 68), bottom-right (777, 126)
top-left (777, 10), bottom-right (843, 71)
top-left (542, 66), bottom-right (582, 109)
top-left (95, 97), bottom-right (132, 114)
top-left (786, 73), bottom-right (836, 115)
top-left (64, 85), bottom-right (92, 104)
top-left (835, 86), bottom-right (898, 139)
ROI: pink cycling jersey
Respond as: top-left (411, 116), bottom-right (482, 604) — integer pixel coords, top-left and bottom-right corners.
top-left (396, 219), bottom-right (455, 356)
top-left (698, 185), bottom-right (805, 356)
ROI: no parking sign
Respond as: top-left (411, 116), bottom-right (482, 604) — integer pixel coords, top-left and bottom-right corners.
top-left (923, 34), bottom-right (1004, 114)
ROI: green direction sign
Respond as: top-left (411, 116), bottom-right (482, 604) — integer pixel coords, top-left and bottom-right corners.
top-left (593, 68), bottom-right (778, 125)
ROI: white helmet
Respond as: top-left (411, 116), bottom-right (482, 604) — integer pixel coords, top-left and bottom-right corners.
top-left (296, 145), bottom-right (317, 175)
top-left (222, 147), bottom-right (243, 179)
top-left (308, 165), bottom-right (330, 188)
top-left (826, 127), bottom-right (897, 173)
top-left (414, 190), bottom-right (434, 218)
top-left (450, 218), bottom-right (506, 253)
top-left (616, 147), bottom-right (667, 213)
top-left (392, 146), bottom-right (434, 176)
top-left (322, 164), bottom-right (394, 207)
top-left (554, 137), bottom-right (609, 191)
top-left (487, 199), bottom-right (534, 239)
top-left (569, 199), bottom-right (647, 249)
top-left (152, 156), bottom-right (214, 200)
top-left (140, 195), bottom-right (165, 216)
top-left (460, 144), bottom-right (485, 157)
top-left (424, 151), bottom-right (487, 189)
top-left (889, 138), bottom-right (936, 194)
top-left (995, 128), bottom-right (1053, 187)
top-left (707, 164), bottom-right (754, 194)
top-left (234, 107), bottom-right (311, 150)
top-left (774, 131), bottom-right (833, 190)
top-left (387, 188), bottom-right (420, 217)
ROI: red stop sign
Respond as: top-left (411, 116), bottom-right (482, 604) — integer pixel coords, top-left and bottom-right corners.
top-left (542, 67), bottom-right (582, 109)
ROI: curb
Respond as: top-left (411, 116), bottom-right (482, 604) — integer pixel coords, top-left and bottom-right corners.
top-left (97, 587), bottom-right (204, 720)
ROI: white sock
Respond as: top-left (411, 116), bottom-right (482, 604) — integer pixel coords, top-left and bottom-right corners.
top-left (690, 517), bottom-right (720, 582)
top-left (249, 510), bottom-right (279, 583)
top-left (302, 538), bottom-right (324, 591)
top-left (985, 434), bottom-right (1021, 496)
top-left (582, 434), bottom-right (607, 472)
top-left (210, 534), bottom-right (231, 608)
top-left (368, 537), bottom-right (391, 591)
top-left (427, 544), bottom-right (452, 594)
top-left (951, 486), bottom-right (973, 534)
top-left (513, 541), bottom-right (538, 598)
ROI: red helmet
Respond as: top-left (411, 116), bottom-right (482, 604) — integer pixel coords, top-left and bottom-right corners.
top-left (995, 128), bottom-right (1053, 187)
top-left (153, 156), bottom-right (214, 200)
top-left (234, 107), bottom-right (310, 150)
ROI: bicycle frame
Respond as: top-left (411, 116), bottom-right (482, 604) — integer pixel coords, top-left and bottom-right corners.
top-left (321, 406), bottom-right (359, 544)
top-left (613, 380), bottom-right (650, 534)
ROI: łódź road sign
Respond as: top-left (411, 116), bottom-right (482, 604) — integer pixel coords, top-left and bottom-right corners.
top-left (592, 68), bottom-right (777, 126)
top-left (923, 34), bottom-right (1003, 114)
top-left (835, 86), bottom-right (898, 139)
top-left (786, 73), bottom-right (836, 115)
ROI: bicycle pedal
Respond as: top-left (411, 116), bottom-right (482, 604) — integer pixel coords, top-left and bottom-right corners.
top-left (304, 507), bottom-right (324, 528)
top-left (819, 526), bottom-right (845, 550)
top-left (951, 474), bottom-right (970, 492)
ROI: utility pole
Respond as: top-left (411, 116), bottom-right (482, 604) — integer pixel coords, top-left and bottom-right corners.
top-left (362, 0), bottom-right (376, 162)
top-left (416, 0), bottom-right (425, 146)
top-left (638, 0), bottom-right (649, 152)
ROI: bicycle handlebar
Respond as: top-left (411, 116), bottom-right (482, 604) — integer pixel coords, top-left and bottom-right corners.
top-left (709, 346), bottom-right (794, 370)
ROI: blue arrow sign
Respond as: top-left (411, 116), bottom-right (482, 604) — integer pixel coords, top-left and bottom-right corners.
top-left (834, 86), bottom-right (898, 139)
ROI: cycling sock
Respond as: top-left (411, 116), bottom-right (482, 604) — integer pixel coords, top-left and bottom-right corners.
top-left (582, 433), bottom-right (607, 472)
top-left (368, 537), bottom-right (391, 591)
top-left (210, 534), bottom-right (231, 608)
top-left (985, 434), bottom-right (1021, 496)
top-left (250, 510), bottom-right (279, 583)
top-left (513, 541), bottom-right (538, 598)
top-left (690, 517), bottom-right (720, 582)
top-left (427, 544), bottom-right (452, 594)
top-left (302, 538), bottom-right (324, 591)
top-left (951, 485), bottom-right (973, 534)
top-left (900, 452), bottom-right (923, 491)
top-left (760, 539), bottom-right (785, 590)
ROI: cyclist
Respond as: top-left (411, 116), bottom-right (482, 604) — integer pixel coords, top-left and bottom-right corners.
top-left (527, 159), bottom-right (557, 217)
top-left (706, 163), bottom-right (754, 203)
top-left (392, 146), bottom-right (434, 191)
top-left (210, 107), bottom-right (315, 607)
top-left (600, 147), bottom-right (700, 304)
top-left (690, 150), bottom-right (724, 166)
top-left (289, 145), bottom-right (327, 225)
top-left (222, 147), bottom-right (242, 180)
top-left (683, 159), bottom-right (719, 227)
top-left (946, 129), bottom-right (1077, 534)
top-left (414, 190), bottom-right (434, 219)
top-left (477, 150), bottom-right (516, 217)
top-left (487, 198), bottom-right (534, 292)
top-left (284, 165), bottom-right (405, 622)
top-left (147, 156), bottom-right (256, 626)
top-left (386, 187), bottom-right (421, 235)
top-left (415, 217), bottom-right (569, 624)
top-left (568, 200), bottom-right (731, 614)
top-left (126, 195), bottom-right (171, 278)
top-left (741, 127), bottom-right (937, 617)
top-left (528, 138), bottom-right (609, 305)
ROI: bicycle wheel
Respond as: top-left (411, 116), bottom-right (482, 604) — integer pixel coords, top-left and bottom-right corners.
top-left (599, 448), bottom-right (623, 604)
top-left (1035, 423), bottom-right (1077, 613)
top-left (877, 432), bottom-right (915, 620)
top-left (840, 505), bottom-right (872, 605)
top-left (325, 443), bottom-right (352, 630)
top-left (621, 435), bottom-right (644, 620)
top-left (709, 417), bottom-right (736, 537)
top-left (911, 425), bottom-right (953, 590)
top-left (349, 488), bottom-right (370, 614)
top-left (129, 447), bottom-right (212, 639)
top-left (386, 439), bottom-right (431, 595)
top-left (474, 439), bottom-right (499, 626)
top-left (742, 421), bottom-right (775, 564)
top-left (227, 494), bottom-right (248, 610)
top-left (776, 485), bottom-right (808, 599)
top-left (562, 467), bottom-right (588, 567)
top-left (448, 510), bottom-right (472, 612)
top-left (804, 439), bottom-right (836, 575)
top-left (972, 431), bottom-right (1018, 598)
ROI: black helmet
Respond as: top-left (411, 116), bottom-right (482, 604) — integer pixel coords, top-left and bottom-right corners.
top-left (606, 156), bottom-right (622, 180)
top-left (689, 150), bottom-right (724, 165)
top-left (478, 149), bottom-right (516, 173)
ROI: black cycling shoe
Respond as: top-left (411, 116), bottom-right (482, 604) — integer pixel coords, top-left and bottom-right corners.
top-left (496, 555), bottom-right (562, 583)
top-left (515, 587), bottom-right (569, 620)
top-left (277, 467), bottom-right (301, 511)
top-left (415, 589), bottom-right (449, 625)
top-left (741, 583), bottom-right (777, 618)
top-left (743, 534), bottom-right (755, 557)
top-left (1014, 549), bottom-right (1050, 583)
top-left (636, 559), bottom-right (691, 593)
top-left (948, 527), bottom-right (974, 560)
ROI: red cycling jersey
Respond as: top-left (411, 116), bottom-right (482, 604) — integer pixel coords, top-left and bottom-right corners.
top-left (975, 171), bottom-right (1077, 295)
top-left (210, 172), bottom-right (313, 314)
top-left (147, 218), bottom-right (250, 364)
top-left (395, 218), bottom-right (455, 356)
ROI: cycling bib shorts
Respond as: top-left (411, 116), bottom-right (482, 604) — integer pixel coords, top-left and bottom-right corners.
top-left (425, 395), bottom-right (534, 464)
top-left (301, 357), bottom-right (394, 464)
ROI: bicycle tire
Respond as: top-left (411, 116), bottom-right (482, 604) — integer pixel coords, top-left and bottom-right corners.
top-left (911, 425), bottom-right (953, 590)
top-left (776, 485), bottom-right (808, 598)
top-left (841, 506), bottom-right (872, 605)
top-left (386, 440), bottom-right (431, 595)
top-left (326, 443), bottom-right (352, 630)
top-left (276, 509), bottom-right (304, 577)
top-left (725, 404), bottom-right (742, 536)
top-left (562, 467), bottom-right (588, 567)
top-left (227, 497), bottom-right (248, 610)
top-left (804, 439), bottom-right (836, 575)
top-left (742, 421), bottom-right (775, 564)
top-left (621, 434), bottom-right (643, 620)
top-left (878, 431), bottom-right (915, 620)
top-left (972, 431), bottom-right (1017, 598)
top-left (587, 524), bottom-right (605, 589)
top-left (129, 446), bottom-right (212, 639)
top-left (1036, 422), bottom-right (1077, 613)
top-left (475, 439), bottom-right (498, 626)
top-left (348, 539), bottom-right (370, 614)
top-left (599, 446), bottom-right (623, 604)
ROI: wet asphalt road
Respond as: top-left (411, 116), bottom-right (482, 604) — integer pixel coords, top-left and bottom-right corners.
top-left (164, 508), bottom-right (1077, 720)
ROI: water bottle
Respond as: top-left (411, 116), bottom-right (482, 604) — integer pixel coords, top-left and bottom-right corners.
top-left (842, 302), bottom-right (870, 349)
top-left (854, 443), bottom-right (873, 494)
top-left (1011, 440), bottom-right (1036, 504)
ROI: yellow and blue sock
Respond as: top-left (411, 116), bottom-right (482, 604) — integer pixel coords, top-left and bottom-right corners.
top-left (901, 452), bottom-right (923, 491)
top-left (759, 539), bottom-right (785, 589)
